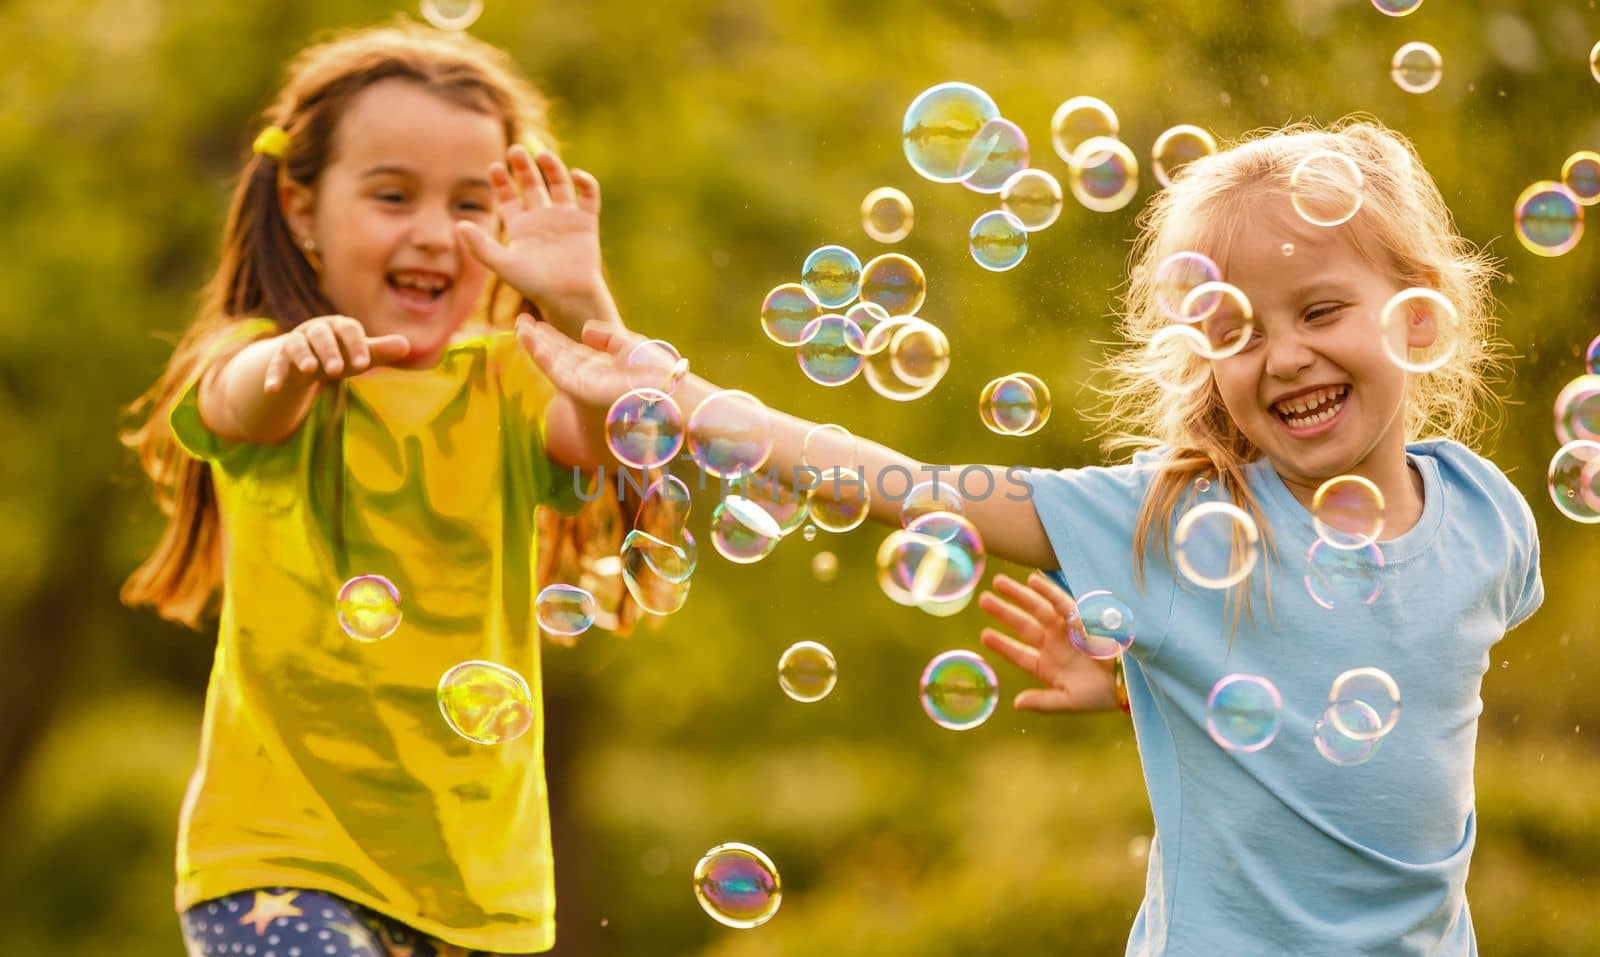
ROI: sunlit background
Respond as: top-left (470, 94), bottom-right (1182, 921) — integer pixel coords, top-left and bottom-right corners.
top-left (2, 0), bottom-right (1598, 953)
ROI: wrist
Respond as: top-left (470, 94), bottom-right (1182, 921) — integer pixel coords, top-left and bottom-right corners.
top-left (536, 280), bottom-right (621, 335)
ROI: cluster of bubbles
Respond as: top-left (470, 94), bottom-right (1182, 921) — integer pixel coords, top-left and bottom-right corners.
top-left (1512, 149), bottom-right (1597, 257)
top-left (1206, 666), bottom-right (1402, 765)
top-left (1549, 343), bottom-right (1600, 523)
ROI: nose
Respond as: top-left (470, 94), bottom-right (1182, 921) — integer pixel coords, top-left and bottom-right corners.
top-left (1262, 323), bottom-right (1315, 381)
top-left (408, 202), bottom-right (457, 253)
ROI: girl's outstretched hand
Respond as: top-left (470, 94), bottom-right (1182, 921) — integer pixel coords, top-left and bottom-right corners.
top-left (457, 145), bottom-right (608, 319)
top-left (978, 572), bottom-right (1121, 713)
top-left (515, 314), bottom-right (644, 411)
top-left (262, 315), bottom-right (411, 392)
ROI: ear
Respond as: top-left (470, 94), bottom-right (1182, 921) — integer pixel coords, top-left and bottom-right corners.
top-left (279, 178), bottom-right (316, 247)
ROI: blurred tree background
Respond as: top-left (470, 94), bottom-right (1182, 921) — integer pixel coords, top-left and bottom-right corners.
top-left (1, 0), bottom-right (1597, 954)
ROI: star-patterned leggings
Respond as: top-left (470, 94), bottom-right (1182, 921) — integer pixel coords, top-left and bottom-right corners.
top-left (180, 887), bottom-right (534, 957)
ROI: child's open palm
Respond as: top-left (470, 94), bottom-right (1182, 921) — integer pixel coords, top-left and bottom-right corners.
top-left (515, 314), bottom-right (644, 412)
top-left (979, 572), bottom-right (1121, 713)
top-left (457, 145), bottom-right (605, 313)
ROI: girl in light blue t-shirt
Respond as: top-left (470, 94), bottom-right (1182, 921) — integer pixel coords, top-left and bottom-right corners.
top-left (523, 118), bottom-right (1543, 956)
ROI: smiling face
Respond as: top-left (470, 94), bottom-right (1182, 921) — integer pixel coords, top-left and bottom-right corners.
top-left (283, 78), bottom-right (506, 368)
top-left (1200, 195), bottom-right (1429, 501)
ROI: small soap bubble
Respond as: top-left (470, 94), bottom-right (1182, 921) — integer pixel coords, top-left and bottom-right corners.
top-left (1151, 124), bottom-right (1217, 188)
top-left (1152, 251), bottom-right (1222, 322)
top-left (808, 466), bottom-right (871, 533)
top-left (1547, 440), bottom-right (1600, 523)
top-left (638, 475), bottom-right (693, 538)
top-left (1378, 288), bottom-right (1459, 372)
top-left (1372, 0), bottom-right (1423, 15)
top-left (918, 590), bottom-right (975, 618)
top-left (1390, 41), bottom-right (1443, 94)
top-left (1174, 502), bottom-right (1260, 589)
top-left (1205, 674), bottom-right (1282, 752)
top-left (1592, 40), bottom-right (1600, 84)
top-left (861, 187), bottom-right (914, 244)
top-left (1514, 181), bottom-right (1584, 257)
top-left (858, 253), bottom-right (927, 316)
top-left (1050, 95), bottom-right (1119, 162)
top-left (979, 372), bottom-right (1052, 436)
top-left (1585, 336), bottom-right (1600, 376)
top-left (900, 479), bottom-right (966, 527)
top-left (1556, 372), bottom-right (1600, 442)
top-left (1281, 243), bottom-right (1295, 257)
top-left (1304, 539), bottom-right (1385, 609)
top-left (420, 0), bottom-right (483, 31)
top-left (861, 317), bottom-right (950, 401)
top-left (903, 82), bottom-right (1001, 183)
top-left (1314, 701), bottom-right (1385, 766)
top-left (693, 843), bottom-right (782, 929)
top-left (801, 245), bottom-right (863, 309)
top-left (606, 388), bottom-right (685, 469)
top-left (626, 339), bottom-right (688, 394)
top-left (621, 528), bottom-right (696, 615)
top-left (877, 512), bottom-right (986, 605)
top-left (1144, 324), bottom-right (1211, 396)
top-left (536, 584), bottom-right (596, 637)
top-left (760, 283), bottom-right (823, 346)
top-left (800, 422), bottom-right (857, 471)
top-left (710, 496), bottom-right (782, 564)
top-left (999, 168), bottom-right (1065, 231)
top-left (337, 574), bottom-right (402, 642)
top-left (1068, 137), bottom-right (1139, 213)
top-left (920, 650), bottom-right (999, 730)
top-left (796, 315), bottom-right (867, 387)
top-left (726, 471), bottom-right (809, 538)
top-left (844, 301), bottom-right (890, 337)
top-left (778, 640), bottom-right (838, 702)
top-left (1071, 590), bottom-right (1135, 659)
top-left (1290, 150), bottom-right (1364, 227)
top-left (1561, 151), bottom-right (1600, 206)
top-left (1312, 474), bottom-right (1386, 548)
top-left (968, 210), bottom-right (1029, 271)
top-left (802, 524), bottom-right (819, 542)
top-left (1328, 667), bottom-right (1402, 740)
top-left (1185, 282), bottom-right (1255, 360)
top-left (437, 660), bottom-right (535, 745)
top-left (961, 118), bottom-right (1030, 194)
top-left (688, 390), bottom-right (774, 479)
top-left (811, 549), bottom-right (838, 581)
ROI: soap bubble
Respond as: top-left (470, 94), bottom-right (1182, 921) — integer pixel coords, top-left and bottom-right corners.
top-left (861, 187), bottom-right (914, 243)
top-left (1050, 95), bottom-right (1118, 161)
top-left (1312, 474), bottom-right (1386, 548)
top-left (693, 843), bottom-right (782, 929)
top-left (1314, 701), bottom-right (1385, 766)
top-left (844, 301), bottom-right (891, 337)
top-left (626, 339), bottom-right (688, 394)
top-left (919, 650), bottom-right (999, 730)
top-left (1328, 667), bottom-right (1402, 740)
top-left (725, 471), bottom-right (809, 539)
top-left (968, 210), bottom-right (1029, 271)
top-left (336, 574), bottom-right (402, 642)
top-left (999, 168), bottom-right (1065, 231)
top-left (961, 118), bottom-right (1030, 194)
top-left (1378, 287), bottom-right (1459, 372)
top-left (1514, 181), bottom-right (1584, 257)
top-left (1185, 282), bottom-right (1255, 360)
top-left (1390, 41), bottom-right (1443, 94)
top-left (858, 253), bottom-right (927, 316)
top-left (1304, 540), bottom-right (1385, 609)
top-left (903, 82), bottom-right (1001, 183)
top-left (621, 528), bottom-right (696, 615)
top-left (801, 245), bottom-right (863, 309)
top-left (710, 496), bottom-right (782, 564)
top-left (1174, 502), bottom-right (1260, 589)
top-left (535, 584), bottom-right (596, 637)
top-left (1206, 674), bottom-right (1282, 752)
top-left (808, 466), bottom-right (871, 533)
top-left (978, 372), bottom-right (1052, 436)
top-left (1372, 0), bottom-right (1423, 15)
top-left (1548, 439), bottom-right (1600, 523)
top-left (688, 390), bottom-right (773, 479)
top-left (900, 479), bottom-right (966, 526)
top-left (1071, 590), bottom-right (1135, 659)
top-left (876, 512), bottom-right (985, 605)
top-left (811, 549), bottom-right (839, 582)
top-left (778, 641), bottom-right (838, 702)
top-left (1144, 324), bottom-right (1211, 395)
top-left (1152, 251), bottom-right (1222, 322)
top-left (1290, 150), bottom-right (1364, 227)
top-left (437, 660), bottom-right (534, 745)
top-left (796, 315), bottom-right (867, 387)
top-left (1151, 124), bottom-right (1217, 187)
top-left (606, 388), bottom-right (684, 469)
top-left (1556, 375), bottom-right (1600, 443)
top-left (760, 283), bottom-right (823, 346)
top-left (861, 316), bottom-right (950, 401)
top-left (420, 0), bottom-right (483, 31)
top-left (1560, 151), bottom-right (1600, 206)
top-left (1068, 136), bottom-right (1139, 213)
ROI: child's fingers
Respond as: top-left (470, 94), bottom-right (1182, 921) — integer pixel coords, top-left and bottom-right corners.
top-left (331, 319), bottom-right (370, 371)
top-left (366, 334), bottom-right (412, 366)
top-left (976, 590), bottom-right (1045, 648)
top-left (580, 319), bottom-right (640, 355)
top-left (263, 344), bottom-right (293, 393)
top-left (980, 626), bottom-right (1041, 677)
top-left (571, 169), bottom-right (601, 216)
top-left (992, 573), bottom-right (1063, 628)
top-left (456, 220), bottom-right (505, 270)
top-left (1027, 571), bottom-right (1081, 628)
top-left (301, 321), bottom-right (347, 377)
top-left (1014, 687), bottom-right (1080, 713)
top-left (536, 150), bottom-right (576, 206)
top-left (508, 145), bottom-right (550, 207)
top-left (282, 330), bottom-right (319, 376)
top-left (487, 162), bottom-right (522, 210)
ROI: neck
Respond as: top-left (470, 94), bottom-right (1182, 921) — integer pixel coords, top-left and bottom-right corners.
top-left (1274, 435), bottom-right (1425, 541)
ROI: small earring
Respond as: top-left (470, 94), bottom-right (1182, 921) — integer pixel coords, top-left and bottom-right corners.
top-left (301, 237), bottom-right (316, 252)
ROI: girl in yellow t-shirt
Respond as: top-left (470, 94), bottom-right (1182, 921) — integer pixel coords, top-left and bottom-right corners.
top-left (122, 20), bottom-right (637, 957)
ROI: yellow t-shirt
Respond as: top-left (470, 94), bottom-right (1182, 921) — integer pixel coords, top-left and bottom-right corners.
top-left (169, 322), bottom-right (583, 953)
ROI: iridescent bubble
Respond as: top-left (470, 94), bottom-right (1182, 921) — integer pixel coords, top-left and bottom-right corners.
top-left (760, 283), bottom-right (823, 346)
top-left (1390, 41), bottom-right (1443, 94)
top-left (845, 301), bottom-right (891, 337)
top-left (918, 591), bottom-right (975, 618)
top-left (1152, 251), bottom-right (1222, 322)
top-left (1050, 95), bottom-right (1119, 162)
top-left (337, 574), bottom-right (402, 642)
top-left (961, 118), bottom-right (1030, 194)
top-left (1174, 501), bottom-right (1261, 589)
top-left (1548, 439), bottom-right (1600, 523)
top-left (1186, 282), bottom-right (1255, 360)
top-left (919, 650), bottom-right (1000, 731)
top-left (693, 843), bottom-right (782, 929)
top-left (1068, 137), bottom-right (1139, 213)
top-left (801, 245), bottom-right (863, 309)
top-left (902, 82), bottom-right (1001, 183)
top-left (859, 253), bottom-right (927, 316)
top-left (1372, 0), bottom-right (1423, 15)
top-left (811, 549), bottom-right (839, 581)
top-left (638, 474), bottom-right (693, 539)
top-left (778, 640), bottom-right (837, 702)
top-left (437, 660), bottom-right (534, 745)
top-left (1281, 243), bottom-right (1295, 256)
top-left (1304, 539), bottom-right (1385, 609)
top-left (621, 528), bottom-right (696, 615)
top-left (1071, 590), bottom-right (1135, 660)
top-left (1378, 287), bottom-right (1459, 373)
top-left (796, 315), bottom-right (867, 387)
top-left (1514, 181), bottom-right (1584, 257)
top-left (802, 524), bottom-right (819, 543)
top-left (861, 317), bottom-right (951, 401)
top-left (1328, 667), bottom-right (1402, 740)
top-left (688, 390), bottom-right (773, 479)
top-left (1151, 125), bottom-right (1217, 188)
top-left (1561, 151), bottom-right (1600, 206)
top-left (1144, 324), bottom-right (1211, 396)
top-left (606, 388), bottom-right (684, 469)
top-left (1588, 335), bottom-right (1600, 375)
top-left (801, 422), bottom-right (857, 472)
top-left (1592, 40), bottom-right (1600, 84)
top-left (1314, 701), bottom-right (1385, 766)
top-left (536, 584), bottom-right (596, 637)
top-left (861, 187), bottom-right (914, 244)
top-left (978, 372), bottom-right (1052, 436)
top-left (710, 496), bottom-right (782, 564)
top-left (808, 466), bottom-right (871, 533)
top-left (725, 471), bottom-right (809, 538)
top-left (900, 479), bottom-right (966, 526)
top-left (420, 0), bottom-right (483, 31)
top-left (626, 339), bottom-right (689, 394)
top-left (1290, 150), bottom-right (1364, 227)
top-left (999, 168), bottom-right (1065, 231)
top-left (877, 512), bottom-right (986, 605)
top-left (1312, 474), bottom-right (1386, 548)
top-left (968, 210), bottom-right (1029, 271)
top-left (1205, 674), bottom-right (1282, 752)
top-left (1555, 374), bottom-right (1600, 440)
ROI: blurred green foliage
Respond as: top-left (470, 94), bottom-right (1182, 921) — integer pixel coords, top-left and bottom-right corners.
top-left (1, 0), bottom-right (1596, 954)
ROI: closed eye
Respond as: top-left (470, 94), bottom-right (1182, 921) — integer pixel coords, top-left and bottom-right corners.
top-left (1306, 303), bottom-right (1348, 322)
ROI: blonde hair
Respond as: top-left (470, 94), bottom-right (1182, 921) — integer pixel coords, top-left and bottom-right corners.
top-left (1099, 116), bottom-right (1505, 595)
top-left (122, 19), bottom-right (636, 632)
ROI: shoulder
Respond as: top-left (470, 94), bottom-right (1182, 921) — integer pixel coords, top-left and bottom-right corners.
top-left (1411, 439), bottom-right (1538, 541)
top-left (1027, 447), bottom-right (1172, 506)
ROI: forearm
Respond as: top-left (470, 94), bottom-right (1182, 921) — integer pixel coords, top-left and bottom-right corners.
top-left (543, 392), bottom-right (616, 472)
top-left (540, 282), bottom-right (623, 340)
top-left (199, 338), bottom-right (321, 445)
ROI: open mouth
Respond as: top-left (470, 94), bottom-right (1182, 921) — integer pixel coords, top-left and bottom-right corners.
top-left (1272, 384), bottom-right (1350, 430)
top-left (387, 271), bottom-right (452, 306)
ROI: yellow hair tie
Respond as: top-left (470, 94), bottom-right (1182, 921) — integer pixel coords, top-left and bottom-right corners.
top-left (252, 126), bottom-right (291, 160)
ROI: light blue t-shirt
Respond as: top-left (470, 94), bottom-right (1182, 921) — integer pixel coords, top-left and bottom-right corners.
top-left (1027, 440), bottom-right (1543, 957)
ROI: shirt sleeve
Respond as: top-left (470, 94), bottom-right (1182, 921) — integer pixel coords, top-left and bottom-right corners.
top-left (167, 319), bottom-right (279, 468)
top-left (1506, 484), bottom-right (1544, 631)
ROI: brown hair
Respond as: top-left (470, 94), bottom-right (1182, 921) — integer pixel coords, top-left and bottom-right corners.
top-left (1098, 117), bottom-right (1505, 610)
top-left (122, 19), bottom-right (634, 632)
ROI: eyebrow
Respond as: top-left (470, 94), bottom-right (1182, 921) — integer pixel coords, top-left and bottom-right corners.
top-left (359, 164), bottom-right (493, 190)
